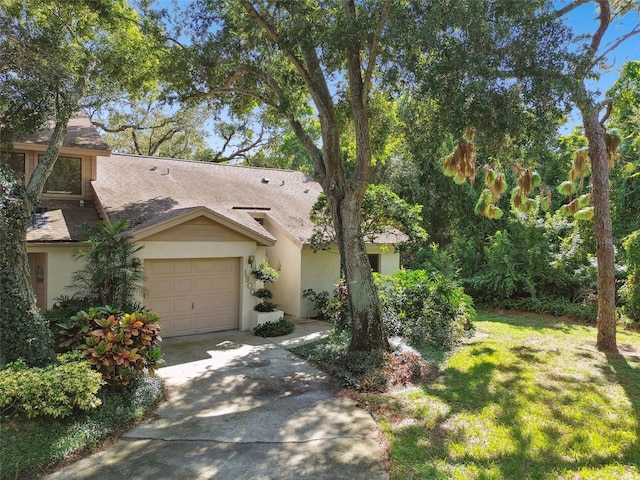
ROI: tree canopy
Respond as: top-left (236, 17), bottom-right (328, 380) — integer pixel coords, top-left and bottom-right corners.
top-left (0, 0), bottom-right (163, 366)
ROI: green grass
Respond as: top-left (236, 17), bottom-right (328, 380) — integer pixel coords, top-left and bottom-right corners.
top-left (0, 374), bottom-right (162, 480)
top-left (377, 312), bottom-right (640, 480)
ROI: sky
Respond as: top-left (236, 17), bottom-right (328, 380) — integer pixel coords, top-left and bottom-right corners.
top-left (557, 2), bottom-right (640, 131)
top-left (563, 2), bottom-right (639, 91)
top-left (151, 0), bottom-right (639, 143)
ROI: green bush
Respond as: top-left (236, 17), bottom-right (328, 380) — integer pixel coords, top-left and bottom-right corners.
top-left (377, 270), bottom-right (476, 349)
top-left (620, 230), bottom-right (640, 323)
top-left (1, 373), bottom-right (162, 479)
top-left (303, 279), bottom-right (351, 330)
top-left (68, 220), bottom-right (144, 310)
top-left (0, 353), bottom-right (104, 419)
top-left (251, 259), bottom-right (279, 283)
top-left (57, 306), bottom-right (163, 387)
top-left (253, 317), bottom-right (295, 337)
top-left (501, 296), bottom-right (598, 322)
top-left (460, 215), bottom-right (597, 307)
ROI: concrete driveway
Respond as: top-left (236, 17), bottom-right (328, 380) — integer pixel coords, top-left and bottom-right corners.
top-left (43, 318), bottom-right (389, 480)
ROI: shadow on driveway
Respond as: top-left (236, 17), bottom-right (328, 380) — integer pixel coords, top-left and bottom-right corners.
top-left (44, 318), bottom-right (389, 480)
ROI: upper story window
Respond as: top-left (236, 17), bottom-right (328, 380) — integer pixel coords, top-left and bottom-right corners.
top-left (0, 152), bottom-right (26, 180)
top-left (40, 155), bottom-right (82, 195)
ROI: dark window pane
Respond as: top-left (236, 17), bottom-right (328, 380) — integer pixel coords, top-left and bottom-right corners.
top-left (42, 156), bottom-right (82, 195)
top-left (1, 152), bottom-right (26, 179)
top-left (368, 254), bottom-right (380, 273)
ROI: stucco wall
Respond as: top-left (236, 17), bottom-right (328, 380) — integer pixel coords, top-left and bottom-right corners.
top-left (262, 220), bottom-right (302, 317)
top-left (370, 245), bottom-right (401, 275)
top-left (299, 247), bottom-right (341, 318)
top-left (26, 244), bottom-right (81, 309)
top-left (299, 244), bottom-right (401, 318)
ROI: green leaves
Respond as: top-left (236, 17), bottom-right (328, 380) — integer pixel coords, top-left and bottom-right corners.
top-left (58, 307), bottom-right (163, 387)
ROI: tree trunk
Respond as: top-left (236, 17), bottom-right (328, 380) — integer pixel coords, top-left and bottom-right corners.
top-left (0, 119), bottom-right (68, 366)
top-left (582, 108), bottom-right (617, 352)
top-left (329, 189), bottom-right (389, 352)
top-left (0, 173), bottom-right (55, 366)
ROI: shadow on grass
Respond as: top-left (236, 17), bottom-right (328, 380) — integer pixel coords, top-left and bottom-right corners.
top-left (476, 310), bottom-right (588, 334)
top-left (604, 352), bottom-right (640, 468)
top-left (387, 314), bottom-right (640, 479)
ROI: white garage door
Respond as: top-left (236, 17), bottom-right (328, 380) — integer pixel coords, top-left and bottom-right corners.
top-left (145, 258), bottom-right (240, 337)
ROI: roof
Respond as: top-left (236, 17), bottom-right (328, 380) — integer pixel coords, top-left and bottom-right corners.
top-left (15, 111), bottom-right (111, 154)
top-left (92, 154), bottom-right (325, 246)
top-left (26, 199), bottom-right (101, 243)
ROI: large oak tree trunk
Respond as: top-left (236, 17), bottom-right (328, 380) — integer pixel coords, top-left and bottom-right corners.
top-left (0, 174), bottom-right (54, 366)
top-left (0, 119), bottom-right (67, 366)
top-left (582, 108), bottom-right (617, 352)
top-left (329, 188), bottom-right (389, 352)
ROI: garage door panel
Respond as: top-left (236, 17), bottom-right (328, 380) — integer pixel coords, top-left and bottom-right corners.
top-left (194, 260), bottom-right (214, 274)
top-left (193, 277), bottom-right (215, 292)
top-left (147, 279), bottom-right (172, 297)
top-left (145, 258), bottom-right (240, 337)
top-left (173, 261), bottom-right (194, 275)
top-left (173, 298), bottom-right (195, 314)
top-left (214, 259), bottom-right (234, 273)
top-left (172, 279), bottom-right (193, 294)
top-left (147, 261), bottom-right (172, 276)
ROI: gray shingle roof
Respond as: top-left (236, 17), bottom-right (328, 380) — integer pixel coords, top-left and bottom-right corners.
top-left (92, 154), bottom-right (325, 245)
top-left (17, 111), bottom-right (111, 152)
top-left (26, 199), bottom-right (101, 242)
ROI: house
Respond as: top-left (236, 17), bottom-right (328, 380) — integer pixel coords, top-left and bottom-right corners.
top-left (10, 112), bottom-right (404, 337)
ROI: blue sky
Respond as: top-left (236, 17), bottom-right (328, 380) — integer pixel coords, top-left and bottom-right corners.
top-left (151, 1), bottom-right (639, 141)
top-left (562, 2), bottom-right (640, 94)
top-left (558, 2), bottom-right (639, 131)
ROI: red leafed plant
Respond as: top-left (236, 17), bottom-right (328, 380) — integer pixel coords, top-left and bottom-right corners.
top-left (58, 306), bottom-right (162, 387)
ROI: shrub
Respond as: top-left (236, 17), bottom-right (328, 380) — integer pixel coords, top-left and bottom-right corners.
top-left (251, 259), bottom-right (279, 312)
top-left (303, 279), bottom-right (351, 329)
top-left (620, 230), bottom-right (640, 324)
top-left (67, 220), bottom-right (144, 310)
top-left (251, 259), bottom-right (279, 283)
top-left (500, 295), bottom-right (598, 322)
top-left (377, 270), bottom-right (476, 349)
top-left (253, 318), bottom-right (295, 337)
top-left (302, 288), bottom-right (331, 318)
top-left (57, 306), bottom-right (163, 387)
top-left (0, 353), bottom-right (104, 419)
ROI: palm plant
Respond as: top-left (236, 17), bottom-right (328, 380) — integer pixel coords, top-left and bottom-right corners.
top-left (68, 220), bottom-right (144, 309)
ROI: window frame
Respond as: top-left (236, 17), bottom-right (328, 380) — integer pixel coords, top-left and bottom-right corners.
top-left (39, 154), bottom-right (83, 197)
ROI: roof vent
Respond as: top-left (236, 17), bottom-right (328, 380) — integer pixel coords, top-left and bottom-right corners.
top-left (261, 178), bottom-right (270, 184)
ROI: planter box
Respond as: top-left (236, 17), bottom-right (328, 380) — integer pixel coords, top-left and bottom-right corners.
top-left (248, 310), bottom-right (284, 329)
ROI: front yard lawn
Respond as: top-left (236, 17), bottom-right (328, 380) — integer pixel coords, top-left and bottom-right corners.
top-left (371, 312), bottom-right (640, 479)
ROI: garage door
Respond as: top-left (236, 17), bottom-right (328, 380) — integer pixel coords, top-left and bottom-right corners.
top-left (144, 258), bottom-right (240, 337)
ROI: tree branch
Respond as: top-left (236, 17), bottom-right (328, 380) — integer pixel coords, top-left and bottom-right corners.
top-left (237, 1), bottom-right (315, 96)
top-left (363, 0), bottom-right (392, 100)
top-left (212, 124), bottom-right (267, 163)
top-left (598, 98), bottom-right (613, 125)
top-left (552, 0), bottom-right (592, 19)
top-left (184, 87), bottom-right (278, 110)
top-left (599, 24), bottom-right (640, 57)
top-left (591, 0), bottom-right (611, 53)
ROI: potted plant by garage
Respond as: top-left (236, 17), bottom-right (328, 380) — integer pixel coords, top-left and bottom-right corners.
top-left (249, 259), bottom-right (284, 327)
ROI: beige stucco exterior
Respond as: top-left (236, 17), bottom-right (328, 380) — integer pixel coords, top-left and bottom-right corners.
top-left (296, 244), bottom-right (400, 318)
top-left (17, 115), bottom-right (404, 333)
top-left (26, 244), bottom-right (83, 308)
